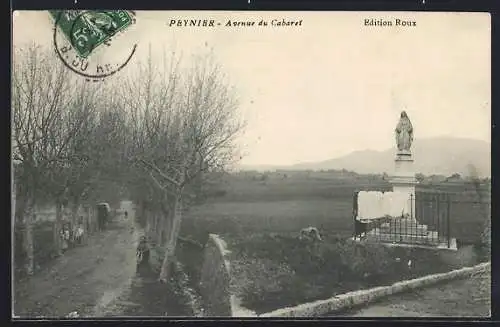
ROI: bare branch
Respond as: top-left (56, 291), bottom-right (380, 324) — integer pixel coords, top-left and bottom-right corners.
top-left (138, 159), bottom-right (181, 188)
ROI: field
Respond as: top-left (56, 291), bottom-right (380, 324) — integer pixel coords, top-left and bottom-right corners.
top-left (178, 171), bottom-right (490, 314)
top-left (182, 171), bottom-right (490, 244)
top-left (181, 199), bottom-right (352, 238)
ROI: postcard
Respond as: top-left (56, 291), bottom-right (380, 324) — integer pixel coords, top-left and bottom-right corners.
top-left (12, 10), bottom-right (491, 318)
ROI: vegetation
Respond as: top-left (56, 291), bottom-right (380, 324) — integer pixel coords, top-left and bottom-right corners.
top-left (226, 233), bottom-right (488, 314)
top-left (176, 170), bottom-right (490, 314)
top-left (12, 44), bottom-right (243, 280)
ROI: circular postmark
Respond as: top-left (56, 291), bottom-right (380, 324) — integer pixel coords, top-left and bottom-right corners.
top-left (52, 10), bottom-right (138, 81)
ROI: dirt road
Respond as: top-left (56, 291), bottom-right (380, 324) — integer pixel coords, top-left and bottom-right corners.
top-left (327, 267), bottom-right (491, 317)
top-left (13, 203), bottom-right (187, 318)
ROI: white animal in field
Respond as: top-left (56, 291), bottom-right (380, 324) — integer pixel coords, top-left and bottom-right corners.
top-left (299, 226), bottom-right (323, 241)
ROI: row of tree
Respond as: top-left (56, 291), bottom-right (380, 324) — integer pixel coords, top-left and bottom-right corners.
top-left (12, 43), bottom-right (244, 281)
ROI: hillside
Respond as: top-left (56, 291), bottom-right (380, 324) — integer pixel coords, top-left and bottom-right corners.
top-left (239, 137), bottom-right (490, 177)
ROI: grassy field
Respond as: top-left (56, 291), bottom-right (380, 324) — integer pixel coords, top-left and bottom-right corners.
top-left (181, 199), bottom-right (353, 239)
top-left (182, 171), bottom-right (490, 245)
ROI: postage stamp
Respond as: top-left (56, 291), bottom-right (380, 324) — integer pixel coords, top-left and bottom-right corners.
top-left (50, 10), bottom-right (137, 80)
top-left (50, 10), bottom-right (133, 58)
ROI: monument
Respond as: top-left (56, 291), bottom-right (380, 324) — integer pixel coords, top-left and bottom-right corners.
top-left (378, 110), bottom-right (426, 243)
top-left (390, 110), bottom-right (417, 220)
top-left (353, 110), bottom-right (457, 249)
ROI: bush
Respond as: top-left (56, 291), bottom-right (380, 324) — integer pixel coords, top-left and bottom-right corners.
top-left (231, 256), bottom-right (303, 310)
top-left (228, 232), bottom-right (471, 314)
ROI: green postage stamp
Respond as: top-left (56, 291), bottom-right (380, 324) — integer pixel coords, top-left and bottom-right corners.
top-left (49, 10), bottom-right (133, 58)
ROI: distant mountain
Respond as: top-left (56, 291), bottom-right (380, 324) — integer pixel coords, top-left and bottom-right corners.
top-left (238, 137), bottom-right (491, 177)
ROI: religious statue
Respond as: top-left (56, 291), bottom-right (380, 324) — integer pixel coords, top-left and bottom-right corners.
top-left (395, 111), bottom-right (413, 152)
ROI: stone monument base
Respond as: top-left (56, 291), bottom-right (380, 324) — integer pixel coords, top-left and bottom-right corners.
top-left (380, 218), bottom-right (428, 236)
top-left (390, 151), bottom-right (417, 220)
top-left (354, 217), bottom-right (457, 250)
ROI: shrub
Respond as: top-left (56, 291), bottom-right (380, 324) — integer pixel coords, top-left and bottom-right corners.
top-left (346, 242), bottom-right (395, 282)
top-left (227, 231), bottom-right (475, 314)
top-left (231, 256), bottom-right (302, 311)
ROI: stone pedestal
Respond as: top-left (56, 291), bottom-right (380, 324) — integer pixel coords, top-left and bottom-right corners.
top-left (366, 149), bottom-right (439, 246)
top-left (380, 219), bottom-right (427, 236)
top-left (389, 151), bottom-right (417, 220)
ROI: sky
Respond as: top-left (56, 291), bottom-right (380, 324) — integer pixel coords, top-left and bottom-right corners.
top-left (13, 11), bottom-right (491, 166)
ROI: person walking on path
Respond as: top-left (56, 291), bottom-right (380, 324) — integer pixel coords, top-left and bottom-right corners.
top-left (74, 219), bottom-right (85, 245)
top-left (61, 224), bottom-right (70, 253)
top-left (136, 236), bottom-right (150, 272)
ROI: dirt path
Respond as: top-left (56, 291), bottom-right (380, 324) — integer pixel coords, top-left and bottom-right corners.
top-left (327, 267), bottom-right (491, 317)
top-left (14, 211), bottom-right (139, 318)
top-left (13, 202), bottom-right (187, 318)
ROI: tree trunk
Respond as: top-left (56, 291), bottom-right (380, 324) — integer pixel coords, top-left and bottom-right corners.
top-left (153, 213), bottom-right (158, 244)
top-left (71, 201), bottom-right (79, 227)
top-left (87, 206), bottom-right (94, 234)
top-left (54, 201), bottom-right (63, 256)
top-left (158, 191), bottom-right (183, 283)
top-left (23, 197), bottom-right (35, 276)
top-left (158, 213), bottom-right (167, 247)
top-left (159, 195), bottom-right (170, 247)
top-left (156, 213), bottom-right (164, 246)
top-left (146, 209), bottom-right (152, 239)
top-left (70, 200), bottom-right (80, 244)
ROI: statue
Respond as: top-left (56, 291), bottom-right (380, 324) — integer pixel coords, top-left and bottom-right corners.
top-left (395, 111), bottom-right (413, 153)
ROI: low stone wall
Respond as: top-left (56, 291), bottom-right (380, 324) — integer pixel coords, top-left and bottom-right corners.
top-left (199, 234), bottom-right (233, 316)
top-left (259, 262), bottom-right (490, 317)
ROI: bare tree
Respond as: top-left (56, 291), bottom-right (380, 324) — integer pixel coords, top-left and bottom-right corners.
top-left (12, 44), bottom-right (76, 274)
top-left (122, 47), bottom-right (244, 282)
top-left (12, 43), bottom-right (109, 269)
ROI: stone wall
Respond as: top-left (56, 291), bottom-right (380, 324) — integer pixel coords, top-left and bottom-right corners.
top-left (14, 202), bottom-right (100, 274)
top-left (259, 262), bottom-right (490, 317)
top-left (199, 234), bottom-right (233, 316)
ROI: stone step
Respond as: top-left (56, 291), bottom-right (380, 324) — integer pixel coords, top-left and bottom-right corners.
top-left (366, 234), bottom-right (438, 246)
top-left (379, 226), bottom-right (428, 236)
top-left (366, 230), bottom-right (440, 246)
top-left (383, 218), bottom-right (422, 227)
top-left (380, 221), bottom-right (428, 236)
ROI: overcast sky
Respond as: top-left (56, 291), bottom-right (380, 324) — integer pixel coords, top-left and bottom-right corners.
top-left (13, 11), bottom-right (491, 166)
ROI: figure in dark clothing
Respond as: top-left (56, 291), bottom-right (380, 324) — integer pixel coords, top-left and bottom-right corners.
top-left (136, 236), bottom-right (150, 271)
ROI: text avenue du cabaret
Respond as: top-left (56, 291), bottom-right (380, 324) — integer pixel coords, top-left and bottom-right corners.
top-left (168, 19), bottom-right (303, 28)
